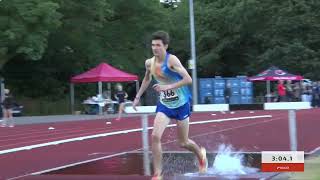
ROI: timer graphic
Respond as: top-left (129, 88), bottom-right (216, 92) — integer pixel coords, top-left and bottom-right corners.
top-left (261, 151), bottom-right (304, 172)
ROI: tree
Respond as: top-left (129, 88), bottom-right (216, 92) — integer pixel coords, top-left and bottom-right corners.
top-left (195, 0), bottom-right (320, 78)
top-left (4, 0), bottom-right (113, 97)
top-left (0, 0), bottom-right (62, 69)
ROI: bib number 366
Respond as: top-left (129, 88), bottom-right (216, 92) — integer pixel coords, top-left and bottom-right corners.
top-left (161, 90), bottom-right (178, 102)
top-left (163, 90), bottom-right (175, 98)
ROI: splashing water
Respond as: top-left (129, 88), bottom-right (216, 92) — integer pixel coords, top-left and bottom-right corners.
top-left (185, 144), bottom-right (258, 177)
top-left (212, 144), bottom-right (245, 174)
top-left (209, 144), bottom-right (258, 175)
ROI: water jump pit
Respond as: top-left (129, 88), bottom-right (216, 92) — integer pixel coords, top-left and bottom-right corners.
top-left (41, 148), bottom-right (280, 179)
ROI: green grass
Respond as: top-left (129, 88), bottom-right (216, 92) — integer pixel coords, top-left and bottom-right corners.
top-left (274, 156), bottom-right (320, 180)
top-left (288, 156), bottom-right (320, 180)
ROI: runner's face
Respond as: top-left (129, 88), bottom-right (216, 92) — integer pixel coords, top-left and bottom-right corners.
top-left (151, 40), bottom-right (167, 57)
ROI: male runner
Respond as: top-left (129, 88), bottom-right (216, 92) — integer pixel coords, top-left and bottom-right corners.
top-left (132, 31), bottom-right (207, 180)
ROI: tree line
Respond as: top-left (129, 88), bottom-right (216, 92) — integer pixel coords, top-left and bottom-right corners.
top-left (1, 0), bottom-right (319, 102)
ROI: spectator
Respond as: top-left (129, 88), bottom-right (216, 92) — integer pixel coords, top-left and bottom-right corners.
top-left (317, 81), bottom-right (320, 107)
top-left (285, 80), bottom-right (293, 102)
top-left (301, 84), bottom-right (312, 102)
top-left (277, 80), bottom-right (286, 102)
top-left (311, 82), bottom-right (320, 107)
top-left (1, 89), bottom-right (15, 127)
top-left (114, 84), bottom-right (128, 120)
top-left (224, 82), bottom-right (231, 104)
top-left (293, 82), bottom-right (301, 102)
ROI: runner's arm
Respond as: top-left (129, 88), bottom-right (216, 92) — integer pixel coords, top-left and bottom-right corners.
top-left (135, 59), bottom-right (152, 99)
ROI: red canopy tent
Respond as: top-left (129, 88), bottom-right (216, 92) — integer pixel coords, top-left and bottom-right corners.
top-left (248, 66), bottom-right (303, 81)
top-left (70, 63), bottom-right (139, 114)
top-left (71, 63), bottom-right (138, 83)
top-left (248, 66), bottom-right (303, 102)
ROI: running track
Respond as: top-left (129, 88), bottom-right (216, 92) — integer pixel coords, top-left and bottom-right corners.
top-left (0, 109), bottom-right (319, 179)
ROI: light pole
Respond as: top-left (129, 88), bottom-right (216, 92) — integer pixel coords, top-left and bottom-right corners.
top-left (188, 0), bottom-right (198, 105)
top-left (160, 0), bottom-right (198, 105)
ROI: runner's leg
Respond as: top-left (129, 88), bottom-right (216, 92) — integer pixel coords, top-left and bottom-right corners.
top-left (176, 118), bottom-right (207, 173)
top-left (152, 112), bottom-right (170, 177)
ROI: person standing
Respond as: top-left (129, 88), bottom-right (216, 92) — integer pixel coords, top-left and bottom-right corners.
top-left (311, 82), bottom-right (319, 107)
top-left (114, 84), bottom-right (128, 120)
top-left (1, 89), bottom-right (14, 127)
top-left (293, 82), bottom-right (301, 102)
top-left (224, 82), bottom-right (231, 104)
top-left (285, 80), bottom-right (293, 102)
top-left (277, 80), bottom-right (286, 102)
top-left (132, 31), bottom-right (207, 180)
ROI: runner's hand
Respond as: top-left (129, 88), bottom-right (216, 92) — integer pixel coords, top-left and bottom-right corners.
top-left (132, 97), bottom-right (140, 111)
top-left (152, 84), bottom-right (172, 92)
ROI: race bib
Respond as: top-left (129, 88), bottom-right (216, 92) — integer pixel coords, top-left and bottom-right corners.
top-left (160, 89), bottom-right (179, 102)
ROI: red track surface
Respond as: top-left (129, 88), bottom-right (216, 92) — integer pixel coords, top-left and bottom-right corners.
top-left (0, 109), bottom-right (319, 179)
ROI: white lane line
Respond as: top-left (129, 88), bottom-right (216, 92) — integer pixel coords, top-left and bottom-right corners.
top-left (162, 117), bottom-right (278, 146)
top-left (7, 115), bottom-right (272, 179)
top-left (0, 115), bottom-right (272, 155)
top-left (189, 115), bottom-right (272, 125)
top-left (309, 146), bottom-right (320, 154)
top-left (10, 114), bottom-right (320, 180)
top-left (0, 128), bottom-right (129, 149)
top-left (0, 127), bottom-right (104, 142)
top-left (0, 126), bottom-right (89, 139)
top-left (9, 144), bottom-right (320, 180)
top-left (7, 150), bottom-right (138, 180)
